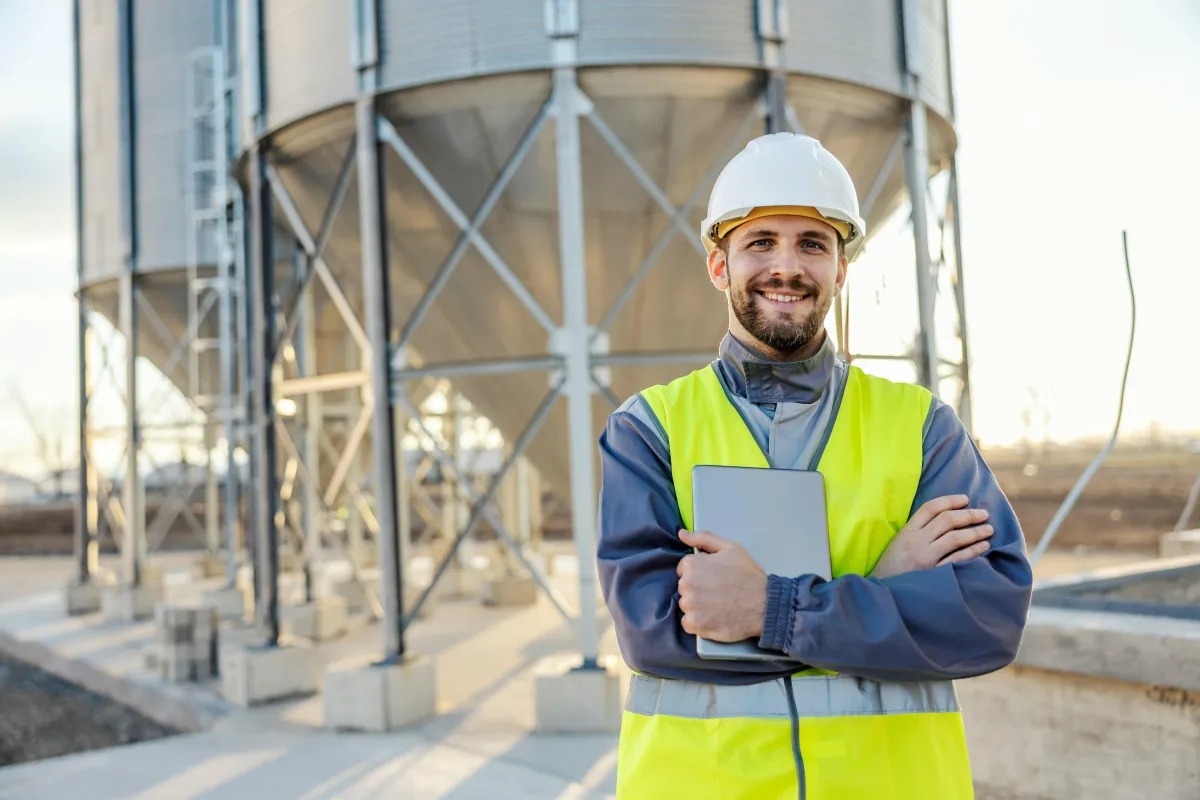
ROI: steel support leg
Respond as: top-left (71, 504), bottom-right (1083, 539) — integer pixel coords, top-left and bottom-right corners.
top-left (553, 67), bottom-right (600, 668)
top-left (120, 272), bottom-right (145, 586)
top-left (948, 159), bottom-right (973, 435)
top-left (249, 144), bottom-right (281, 646)
top-left (904, 100), bottom-right (940, 393)
top-left (300, 263), bottom-right (322, 598)
top-left (357, 98), bottom-right (405, 662)
top-left (205, 425), bottom-right (220, 553)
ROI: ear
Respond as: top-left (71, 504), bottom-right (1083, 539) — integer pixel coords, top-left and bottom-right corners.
top-left (833, 253), bottom-right (848, 296)
top-left (707, 246), bottom-right (730, 291)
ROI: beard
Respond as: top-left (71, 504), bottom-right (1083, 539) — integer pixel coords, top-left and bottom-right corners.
top-left (729, 274), bottom-right (832, 355)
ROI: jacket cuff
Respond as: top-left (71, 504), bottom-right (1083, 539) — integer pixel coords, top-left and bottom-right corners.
top-left (758, 574), bottom-right (797, 653)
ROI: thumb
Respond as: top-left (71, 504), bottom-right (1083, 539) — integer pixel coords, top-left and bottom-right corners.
top-left (679, 529), bottom-right (728, 553)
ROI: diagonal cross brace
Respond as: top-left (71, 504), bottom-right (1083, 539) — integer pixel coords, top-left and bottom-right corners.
top-left (265, 162), bottom-right (371, 353)
top-left (395, 95), bottom-right (554, 352)
top-left (376, 115), bottom-right (557, 334)
top-left (398, 383), bottom-right (574, 626)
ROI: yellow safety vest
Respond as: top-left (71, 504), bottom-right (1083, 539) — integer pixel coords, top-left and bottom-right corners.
top-left (620, 363), bottom-right (974, 799)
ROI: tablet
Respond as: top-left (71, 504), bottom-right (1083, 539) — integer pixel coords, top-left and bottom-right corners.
top-left (690, 464), bottom-right (832, 661)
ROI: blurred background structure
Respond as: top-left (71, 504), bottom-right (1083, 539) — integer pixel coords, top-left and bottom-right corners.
top-left (1, 1), bottom-right (1199, 798)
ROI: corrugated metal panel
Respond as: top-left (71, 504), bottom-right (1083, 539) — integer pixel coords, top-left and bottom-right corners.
top-left (577, 0), bottom-right (759, 68)
top-left (263, 0), bottom-right (356, 131)
top-left (80, 0), bottom-right (124, 287)
top-left (379, 0), bottom-right (548, 92)
top-left (134, 0), bottom-right (217, 273)
top-left (782, 0), bottom-right (905, 97)
top-left (914, 0), bottom-right (951, 118)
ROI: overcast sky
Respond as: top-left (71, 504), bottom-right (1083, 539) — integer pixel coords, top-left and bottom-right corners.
top-left (1, 0), bottom-right (1199, 478)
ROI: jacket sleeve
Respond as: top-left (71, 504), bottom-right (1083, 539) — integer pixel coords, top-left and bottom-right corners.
top-left (757, 397), bottom-right (1034, 682)
top-left (596, 397), bottom-right (793, 684)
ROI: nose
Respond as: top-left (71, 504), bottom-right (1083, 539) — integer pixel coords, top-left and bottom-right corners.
top-left (767, 244), bottom-right (806, 281)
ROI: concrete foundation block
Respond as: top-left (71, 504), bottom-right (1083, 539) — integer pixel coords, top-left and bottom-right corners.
top-left (1160, 529), bottom-right (1200, 557)
top-left (333, 579), bottom-right (370, 614)
top-left (323, 654), bottom-right (437, 732)
top-left (430, 565), bottom-right (486, 601)
top-left (63, 576), bottom-right (110, 616)
top-left (101, 584), bottom-right (163, 622)
top-left (283, 596), bottom-right (348, 641)
top-left (202, 585), bottom-right (251, 620)
top-left (481, 574), bottom-right (538, 607)
top-left (191, 553), bottom-right (229, 580)
top-left (219, 642), bottom-right (319, 708)
top-left (533, 653), bottom-right (623, 733)
top-left (154, 604), bottom-right (219, 683)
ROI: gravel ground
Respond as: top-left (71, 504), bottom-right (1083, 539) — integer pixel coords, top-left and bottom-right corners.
top-left (0, 652), bottom-right (177, 767)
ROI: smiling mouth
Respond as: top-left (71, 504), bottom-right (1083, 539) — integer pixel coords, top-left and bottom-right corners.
top-left (758, 290), bottom-right (808, 304)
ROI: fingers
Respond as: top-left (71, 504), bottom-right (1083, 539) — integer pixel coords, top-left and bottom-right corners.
top-left (679, 529), bottom-right (728, 554)
top-left (934, 524), bottom-right (994, 560)
top-left (936, 539), bottom-right (992, 567)
top-left (929, 508), bottom-right (990, 539)
top-left (908, 495), bottom-right (970, 529)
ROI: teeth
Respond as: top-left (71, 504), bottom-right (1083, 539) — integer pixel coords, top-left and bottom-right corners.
top-left (763, 292), bottom-right (801, 303)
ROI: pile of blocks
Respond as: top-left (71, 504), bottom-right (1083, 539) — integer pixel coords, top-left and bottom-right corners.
top-left (155, 603), bottom-right (219, 682)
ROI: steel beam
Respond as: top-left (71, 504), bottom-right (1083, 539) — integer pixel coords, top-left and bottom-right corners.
top-left (554, 63), bottom-right (601, 667)
top-left (391, 356), bottom-right (563, 385)
top-left (357, 98), bottom-right (406, 661)
top-left (277, 371), bottom-right (370, 396)
top-left (248, 143), bottom-right (281, 646)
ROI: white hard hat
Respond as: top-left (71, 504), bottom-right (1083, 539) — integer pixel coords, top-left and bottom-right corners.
top-left (700, 132), bottom-right (867, 260)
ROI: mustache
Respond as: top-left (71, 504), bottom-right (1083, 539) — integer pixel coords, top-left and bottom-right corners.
top-left (750, 276), bottom-right (821, 296)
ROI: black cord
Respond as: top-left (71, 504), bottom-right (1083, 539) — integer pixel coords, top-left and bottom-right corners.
top-left (784, 675), bottom-right (806, 800)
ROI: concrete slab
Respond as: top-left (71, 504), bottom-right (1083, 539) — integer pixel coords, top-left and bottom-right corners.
top-left (533, 653), bottom-right (623, 733)
top-left (323, 653), bottom-right (437, 732)
top-left (219, 641), bottom-right (320, 708)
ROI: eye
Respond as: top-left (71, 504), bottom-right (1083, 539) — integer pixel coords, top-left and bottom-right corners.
top-left (749, 238), bottom-right (772, 248)
top-left (802, 240), bottom-right (827, 251)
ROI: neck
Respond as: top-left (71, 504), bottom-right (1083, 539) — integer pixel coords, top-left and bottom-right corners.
top-left (716, 329), bottom-right (836, 405)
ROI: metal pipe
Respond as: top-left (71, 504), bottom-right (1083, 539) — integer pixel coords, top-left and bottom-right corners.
top-left (554, 64), bottom-right (601, 667)
top-left (356, 97), bottom-right (406, 661)
top-left (248, 143), bottom-right (280, 645)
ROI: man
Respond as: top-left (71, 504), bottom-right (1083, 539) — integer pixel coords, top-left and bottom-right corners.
top-left (596, 132), bottom-right (1033, 799)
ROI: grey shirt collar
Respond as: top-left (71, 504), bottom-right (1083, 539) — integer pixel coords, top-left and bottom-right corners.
top-left (714, 330), bottom-right (836, 405)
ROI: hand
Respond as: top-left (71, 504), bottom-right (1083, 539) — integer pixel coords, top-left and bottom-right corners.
top-left (676, 529), bottom-right (768, 642)
top-left (870, 495), bottom-right (993, 579)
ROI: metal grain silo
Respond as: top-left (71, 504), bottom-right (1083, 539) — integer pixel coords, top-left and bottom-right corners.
top-left (236, 0), bottom-right (972, 663)
top-left (73, 0), bottom-right (242, 603)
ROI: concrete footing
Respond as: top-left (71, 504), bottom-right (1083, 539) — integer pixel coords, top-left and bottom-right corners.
top-left (191, 553), bottom-right (228, 580)
top-left (533, 653), bottom-right (623, 733)
top-left (202, 585), bottom-right (251, 621)
top-left (63, 575), bottom-right (113, 615)
top-left (219, 641), bottom-right (319, 708)
top-left (155, 604), bottom-right (218, 682)
top-left (323, 654), bottom-right (437, 732)
top-left (1160, 528), bottom-right (1200, 557)
top-left (102, 583), bottom-right (163, 622)
top-left (481, 574), bottom-right (538, 607)
top-left (283, 596), bottom-right (348, 641)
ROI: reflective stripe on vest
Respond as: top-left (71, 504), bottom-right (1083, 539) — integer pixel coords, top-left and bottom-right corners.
top-left (625, 673), bottom-right (961, 720)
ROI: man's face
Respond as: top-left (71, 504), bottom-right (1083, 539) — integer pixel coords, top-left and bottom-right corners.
top-left (707, 214), bottom-right (848, 360)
